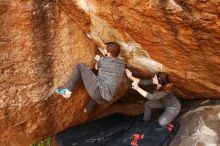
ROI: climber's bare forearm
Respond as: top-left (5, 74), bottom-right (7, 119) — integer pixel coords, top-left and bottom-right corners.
top-left (136, 87), bottom-right (148, 98)
top-left (95, 63), bottom-right (99, 70)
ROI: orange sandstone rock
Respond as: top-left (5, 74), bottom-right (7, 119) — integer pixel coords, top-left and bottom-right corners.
top-left (0, 0), bottom-right (219, 145)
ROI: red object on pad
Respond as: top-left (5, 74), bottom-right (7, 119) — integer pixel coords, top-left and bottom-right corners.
top-left (130, 133), bottom-right (144, 146)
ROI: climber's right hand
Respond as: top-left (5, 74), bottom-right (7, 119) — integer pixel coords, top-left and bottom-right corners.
top-left (94, 55), bottom-right (101, 62)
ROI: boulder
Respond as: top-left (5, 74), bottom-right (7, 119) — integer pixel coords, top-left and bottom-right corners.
top-left (171, 103), bottom-right (220, 146)
top-left (0, 0), bottom-right (219, 145)
top-left (57, 0), bottom-right (220, 99)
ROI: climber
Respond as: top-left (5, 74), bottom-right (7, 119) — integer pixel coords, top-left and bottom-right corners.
top-left (126, 69), bottom-right (181, 131)
top-left (55, 42), bottom-right (126, 113)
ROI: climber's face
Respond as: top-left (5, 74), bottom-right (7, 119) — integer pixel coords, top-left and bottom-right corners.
top-left (152, 75), bottom-right (159, 85)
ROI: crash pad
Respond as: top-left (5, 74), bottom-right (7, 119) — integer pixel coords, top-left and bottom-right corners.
top-left (55, 114), bottom-right (179, 146)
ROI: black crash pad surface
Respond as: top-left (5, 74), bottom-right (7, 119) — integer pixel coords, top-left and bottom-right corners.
top-left (56, 114), bottom-right (179, 146)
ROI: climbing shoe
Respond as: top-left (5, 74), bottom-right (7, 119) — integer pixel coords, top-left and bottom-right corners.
top-left (166, 123), bottom-right (174, 132)
top-left (55, 88), bottom-right (72, 99)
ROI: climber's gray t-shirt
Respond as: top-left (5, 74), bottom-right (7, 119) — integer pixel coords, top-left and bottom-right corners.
top-left (97, 57), bottom-right (125, 101)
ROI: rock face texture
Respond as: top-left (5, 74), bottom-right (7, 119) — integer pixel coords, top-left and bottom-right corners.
top-left (64, 0), bottom-right (220, 99)
top-left (0, 0), bottom-right (219, 145)
top-left (170, 104), bottom-right (220, 146)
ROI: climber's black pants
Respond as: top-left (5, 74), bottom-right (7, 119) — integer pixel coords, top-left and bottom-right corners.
top-left (64, 63), bottom-right (106, 110)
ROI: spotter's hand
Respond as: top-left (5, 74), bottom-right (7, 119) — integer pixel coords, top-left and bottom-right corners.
top-left (132, 82), bottom-right (139, 90)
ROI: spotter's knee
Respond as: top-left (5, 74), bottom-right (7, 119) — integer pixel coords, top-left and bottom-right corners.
top-left (159, 117), bottom-right (169, 127)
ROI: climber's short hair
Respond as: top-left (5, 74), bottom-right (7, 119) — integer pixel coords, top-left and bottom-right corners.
top-left (106, 42), bottom-right (121, 57)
